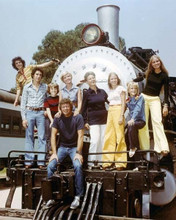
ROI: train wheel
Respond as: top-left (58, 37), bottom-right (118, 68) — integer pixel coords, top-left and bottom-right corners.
top-left (134, 197), bottom-right (142, 217)
top-left (129, 191), bottom-right (142, 218)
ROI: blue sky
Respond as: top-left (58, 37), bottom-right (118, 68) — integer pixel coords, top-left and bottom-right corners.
top-left (0, 0), bottom-right (176, 91)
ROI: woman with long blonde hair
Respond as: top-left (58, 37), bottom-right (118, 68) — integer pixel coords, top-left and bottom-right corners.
top-left (138, 55), bottom-right (169, 155)
top-left (102, 72), bottom-right (127, 170)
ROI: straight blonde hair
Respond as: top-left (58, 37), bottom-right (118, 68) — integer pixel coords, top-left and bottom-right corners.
top-left (145, 55), bottom-right (169, 79)
top-left (108, 72), bottom-right (121, 89)
top-left (127, 81), bottom-right (139, 96)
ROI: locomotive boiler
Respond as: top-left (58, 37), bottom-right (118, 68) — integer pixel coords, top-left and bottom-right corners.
top-left (1, 4), bottom-right (176, 220)
top-left (52, 5), bottom-right (141, 94)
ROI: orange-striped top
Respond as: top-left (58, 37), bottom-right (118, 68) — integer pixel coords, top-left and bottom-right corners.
top-left (16, 65), bottom-right (36, 92)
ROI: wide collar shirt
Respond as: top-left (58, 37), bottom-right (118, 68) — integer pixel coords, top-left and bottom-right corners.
top-left (16, 65), bottom-right (36, 92)
top-left (61, 85), bottom-right (78, 103)
top-left (21, 81), bottom-right (47, 120)
top-left (81, 87), bottom-right (108, 125)
top-left (126, 95), bottom-right (145, 122)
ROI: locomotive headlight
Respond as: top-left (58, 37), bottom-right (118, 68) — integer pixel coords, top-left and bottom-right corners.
top-left (82, 24), bottom-right (105, 45)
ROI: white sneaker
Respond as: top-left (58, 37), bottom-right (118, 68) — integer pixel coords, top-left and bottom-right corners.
top-left (133, 167), bottom-right (139, 171)
top-left (129, 148), bottom-right (137, 158)
top-left (46, 199), bottom-right (55, 207)
top-left (70, 196), bottom-right (80, 209)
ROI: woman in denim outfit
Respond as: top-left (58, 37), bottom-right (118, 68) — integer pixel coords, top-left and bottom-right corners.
top-left (126, 81), bottom-right (146, 158)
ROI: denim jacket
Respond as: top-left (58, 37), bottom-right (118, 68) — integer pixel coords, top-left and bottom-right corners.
top-left (126, 94), bottom-right (145, 122)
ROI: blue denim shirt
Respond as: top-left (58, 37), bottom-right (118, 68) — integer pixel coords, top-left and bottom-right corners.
top-left (21, 82), bottom-right (47, 120)
top-left (127, 94), bottom-right (145, 122)
top-left (61, 85), bottom-right (78, 102)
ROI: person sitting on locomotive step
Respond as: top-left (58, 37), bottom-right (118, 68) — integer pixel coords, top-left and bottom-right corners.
top-left (81, 71), bottom-right (108, 167)
top-left (136, 55), bottom-right (170, 156)
top-left (126, 81), bottom-right (146, 158)
top-left (47, 98), bottom-right (84, 210)
top-left (102, 72), bottom-right (127, 170)
top-left (59, 71), bottom-right (82, 116)
top-left (12, 56), bottom-right (60, 107)
top-left (21, 68), bottom-right (47, 169)
top-left (44, 83), bottom-right (59, 155)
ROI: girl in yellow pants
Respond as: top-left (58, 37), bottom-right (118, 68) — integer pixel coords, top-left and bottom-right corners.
top-left (102, 72), bottom-right (127, 170)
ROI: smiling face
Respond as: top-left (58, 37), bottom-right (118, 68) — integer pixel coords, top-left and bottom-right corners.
top-left (129, 85), bottom-right (138, 97)
top-left (151, 56), bottom-right (161, 71)
top-left (15, 60), bottom-right (24, 71)
top-left (86, 74), bottom-right (96, 87)
top-left (33, 70), bottom-right (43, 83)
top-left (108, 72), bottom-right (121, 89)
top-left (61, 103), bottom-right (72, 117)
top-left (109, 73), bottom-right (119, 87)
top-left (62, 73), bottom-right (72, 84)
top-left (50, 86), bottom-right (58, 97)
top-left (127, 82), bottom-right (139, 97)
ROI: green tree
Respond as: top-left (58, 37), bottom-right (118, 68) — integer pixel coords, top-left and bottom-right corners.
top-left (119, 36), bottom-right (126, 52)
top-left (32, 23), bottom-right (126, 84)
top-left (32, 23), bottom-right (88, 83)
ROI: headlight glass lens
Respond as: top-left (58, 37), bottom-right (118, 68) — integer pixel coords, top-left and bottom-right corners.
top-left (82, 24), bottom-right (103, 45)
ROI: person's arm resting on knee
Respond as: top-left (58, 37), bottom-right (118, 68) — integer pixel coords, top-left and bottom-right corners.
top-left (74, 129), bottom-right (84, 164)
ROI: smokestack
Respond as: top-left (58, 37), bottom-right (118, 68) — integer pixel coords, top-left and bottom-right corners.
top-left (96, 5), bottom-right (120, 49)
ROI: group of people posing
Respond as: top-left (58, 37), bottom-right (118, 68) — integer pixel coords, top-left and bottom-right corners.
top-left (12, 54), bottom-right (170, 209)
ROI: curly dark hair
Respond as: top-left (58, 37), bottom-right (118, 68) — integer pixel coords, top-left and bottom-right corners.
top-left (31, 67), bottom-right (44, 78)
top-left (12, 56), bottom-right (26, 70)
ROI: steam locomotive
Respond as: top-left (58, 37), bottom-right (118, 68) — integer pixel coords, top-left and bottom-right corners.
top-left (1, 4), bottom-right (176, 220)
